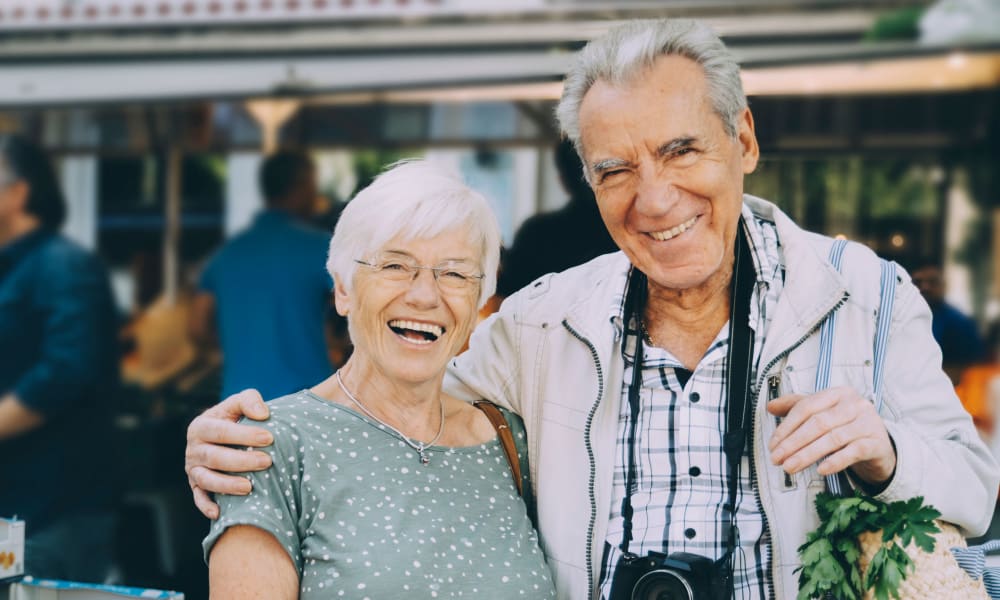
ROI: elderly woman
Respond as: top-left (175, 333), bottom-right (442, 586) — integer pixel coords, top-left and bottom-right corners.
top-left (203, 160), bottom-right (556, 599)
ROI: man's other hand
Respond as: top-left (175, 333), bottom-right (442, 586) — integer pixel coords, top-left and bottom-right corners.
top-left (185, 389), bottom-right (273, 519)
top-left (767, 386), bottom-right (896, 488)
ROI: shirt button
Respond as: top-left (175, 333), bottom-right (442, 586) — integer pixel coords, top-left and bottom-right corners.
top-left (685, 528), bottom-right (697, 539)
top-left (689, 466), bottom-right (701, 477)
top-left (689, 392), bottom-right (700, 403)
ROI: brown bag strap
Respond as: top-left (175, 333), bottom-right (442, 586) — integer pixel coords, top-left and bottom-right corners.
top-left (473, 400), bottom-right (523, 496)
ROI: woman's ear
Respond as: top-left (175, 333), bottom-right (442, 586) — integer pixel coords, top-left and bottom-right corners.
top-left (333, 278), bottom-right (350, 317)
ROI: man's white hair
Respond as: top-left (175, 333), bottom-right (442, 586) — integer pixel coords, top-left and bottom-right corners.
top-left (556, 19), bottom-right (747, 156)
top-left (326, 159), bottom-right (501, 308)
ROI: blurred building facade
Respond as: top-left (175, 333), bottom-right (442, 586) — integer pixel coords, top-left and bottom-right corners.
top-left (1, 0), bottom-right (997, 318)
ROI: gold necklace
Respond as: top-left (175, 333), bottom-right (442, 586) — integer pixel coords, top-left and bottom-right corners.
top-left (335, 370), bottom-right (445, 466)
top-left (638, 318), bottom-right (657, 347)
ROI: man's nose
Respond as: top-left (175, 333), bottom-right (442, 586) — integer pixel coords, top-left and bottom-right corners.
top-left (634, 168), bottom-right (679, 216)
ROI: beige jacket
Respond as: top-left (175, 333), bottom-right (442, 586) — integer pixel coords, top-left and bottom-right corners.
top-left (444, 196), bottom-right (999, 599)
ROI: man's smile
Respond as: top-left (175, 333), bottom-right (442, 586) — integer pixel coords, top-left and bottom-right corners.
top-left (648, 215), bottom-right (699, 242)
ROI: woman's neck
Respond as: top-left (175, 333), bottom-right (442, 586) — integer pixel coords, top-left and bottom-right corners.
top-left (311, 356), bottom-right (444, 440)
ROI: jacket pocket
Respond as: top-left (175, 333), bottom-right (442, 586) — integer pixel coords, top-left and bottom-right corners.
top-left (782, 358), bottom-right (874, 487)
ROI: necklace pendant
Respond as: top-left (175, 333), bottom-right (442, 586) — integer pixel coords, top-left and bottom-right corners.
top-left (419, 451), bottom-right (430, 466)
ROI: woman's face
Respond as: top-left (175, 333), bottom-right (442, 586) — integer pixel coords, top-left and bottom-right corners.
top-left (335, 228), bottom-right (482, 386)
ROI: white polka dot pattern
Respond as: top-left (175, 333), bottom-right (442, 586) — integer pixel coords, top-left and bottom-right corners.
top-left (203, 391), bottom-right (556, 599)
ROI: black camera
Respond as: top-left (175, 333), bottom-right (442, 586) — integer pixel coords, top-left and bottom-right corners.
top-left (608, 551), bottom-right (731, 600)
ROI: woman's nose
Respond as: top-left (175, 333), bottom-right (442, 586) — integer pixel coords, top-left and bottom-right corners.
top-left (404, 267), bottom-right (441, 306)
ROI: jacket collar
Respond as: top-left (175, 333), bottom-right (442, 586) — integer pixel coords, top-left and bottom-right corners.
top-left (744, 195), bottom-right (849, 369)
top-left (563, 251), bottom-right (632, 361)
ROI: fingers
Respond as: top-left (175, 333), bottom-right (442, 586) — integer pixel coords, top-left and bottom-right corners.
top-left (815, 437), bottom-right (885, 476)
top-left (233, 388), bottom-right (270, 420)
top-left (767, 386), bottom-right (895, 483)
top-left (186, 439), bottom-right (272, 474)
top-left (189, 464), bottom-right (254, 497)
top-left (769, 389), bottom-right (850, 464)
top-left (203, 389), bottom-right (270, 421)
top-left (765, 393), bottom-right (805, 418)
top-left (774, 415), bottom-right (860, 474)
top-left (187, 415), bottom-right (273, 449)
top-left (192, 484), bottom-right (220, 520)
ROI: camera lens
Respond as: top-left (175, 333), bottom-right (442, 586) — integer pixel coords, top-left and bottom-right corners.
top-left (632, 570), bottom-right (694, 600)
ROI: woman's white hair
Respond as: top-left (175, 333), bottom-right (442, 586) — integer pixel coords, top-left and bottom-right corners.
top-left (556, 19), bottom-right (746, 155)
top-left (326, 159), bottom-right (501, 308)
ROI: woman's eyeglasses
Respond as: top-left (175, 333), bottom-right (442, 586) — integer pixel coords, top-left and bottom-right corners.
top-left (354, 256), bottom-right (484, 292)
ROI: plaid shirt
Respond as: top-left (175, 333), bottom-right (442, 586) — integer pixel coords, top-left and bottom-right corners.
top-left (599, 208), bottom-right (785, 600)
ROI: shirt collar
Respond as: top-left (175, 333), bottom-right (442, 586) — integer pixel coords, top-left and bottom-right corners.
top-left (254, 208), bottom-right (296, 224)
top-left (740, 203), bottom-right (782, 288)
top-left (607, 262), bottom-right (634, 340)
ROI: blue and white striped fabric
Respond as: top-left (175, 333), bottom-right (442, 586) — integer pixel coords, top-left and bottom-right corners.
top-left (871, 259), bottom-right (897, 415)
top-left (815, 242), bottom-right (1000, 598)
top-left (815, 239), bottom-right (849, 495)
top-left (951, 540), bottom-right (1000, 599)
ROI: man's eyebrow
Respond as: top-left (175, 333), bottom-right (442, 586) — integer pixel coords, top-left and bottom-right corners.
top-left (656, 137), bottom-right (697, 157)
top-left (590, 157), bottom-right (631, 174)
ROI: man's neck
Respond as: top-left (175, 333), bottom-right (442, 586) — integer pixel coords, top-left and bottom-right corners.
top-left (0, 216), bottom-right (41, 249)
top-left (641, 259), bottom-right (735, 370)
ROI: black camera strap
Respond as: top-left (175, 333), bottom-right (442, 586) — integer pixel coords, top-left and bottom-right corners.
top-left (618, 221), bottom-right (757, 581)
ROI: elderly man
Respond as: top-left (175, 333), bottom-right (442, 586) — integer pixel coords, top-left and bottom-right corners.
top-left (184, 19), bottom-right (998, 599)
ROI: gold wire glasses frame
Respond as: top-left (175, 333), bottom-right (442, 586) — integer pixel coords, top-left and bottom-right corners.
top-left (354, 257), bottom-right (484, 292)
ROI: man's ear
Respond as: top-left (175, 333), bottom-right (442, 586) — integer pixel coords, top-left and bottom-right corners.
top-left (737, 108), bottom-right (760, 174)
top-left (333, 277), bottom-right (351, 317)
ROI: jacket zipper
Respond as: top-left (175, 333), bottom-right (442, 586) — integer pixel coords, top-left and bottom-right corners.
top-left (767, 375), bottom-right (795, 491)
top-left (562, 319), bottom-right (605, 600)
top-left (750, 291), bottom-right (848, 600)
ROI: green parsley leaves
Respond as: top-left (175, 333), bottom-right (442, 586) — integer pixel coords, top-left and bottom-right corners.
top-left (797, 491), bottom-right (941, 600)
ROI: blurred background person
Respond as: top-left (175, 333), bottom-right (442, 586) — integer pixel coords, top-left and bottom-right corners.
top-left (189, 150), bottom-right (335, 401)
top-left (912, 261), bottom-right (986, 383)
top-left (496, 138), bottom-right (617, 298)
top-left (0, 134), bottom-right (119, 582)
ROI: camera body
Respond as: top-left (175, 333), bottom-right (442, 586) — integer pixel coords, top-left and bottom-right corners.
top-left (608, 550), bottom-right (731, 600)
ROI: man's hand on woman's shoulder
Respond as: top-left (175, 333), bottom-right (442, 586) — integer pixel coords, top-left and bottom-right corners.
top-left (185, 389), bottom-right (275, 519)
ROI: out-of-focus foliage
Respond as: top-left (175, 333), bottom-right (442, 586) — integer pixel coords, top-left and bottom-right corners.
top-left (865, 6), bottom-right (925, 41)
top-left (349, 148), bottom-right (420, 199)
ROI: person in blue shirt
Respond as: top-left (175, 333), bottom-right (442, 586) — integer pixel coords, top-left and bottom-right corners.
top-left (0, 134), bottom-right (119, 582)
top-left (911, 261), bottom-right (986, 383)
top-left (190, 151), bottom-right (335, 401)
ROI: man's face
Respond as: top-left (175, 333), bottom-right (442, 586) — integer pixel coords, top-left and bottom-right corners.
top-left (577, 55), bottom-right (759, 293)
